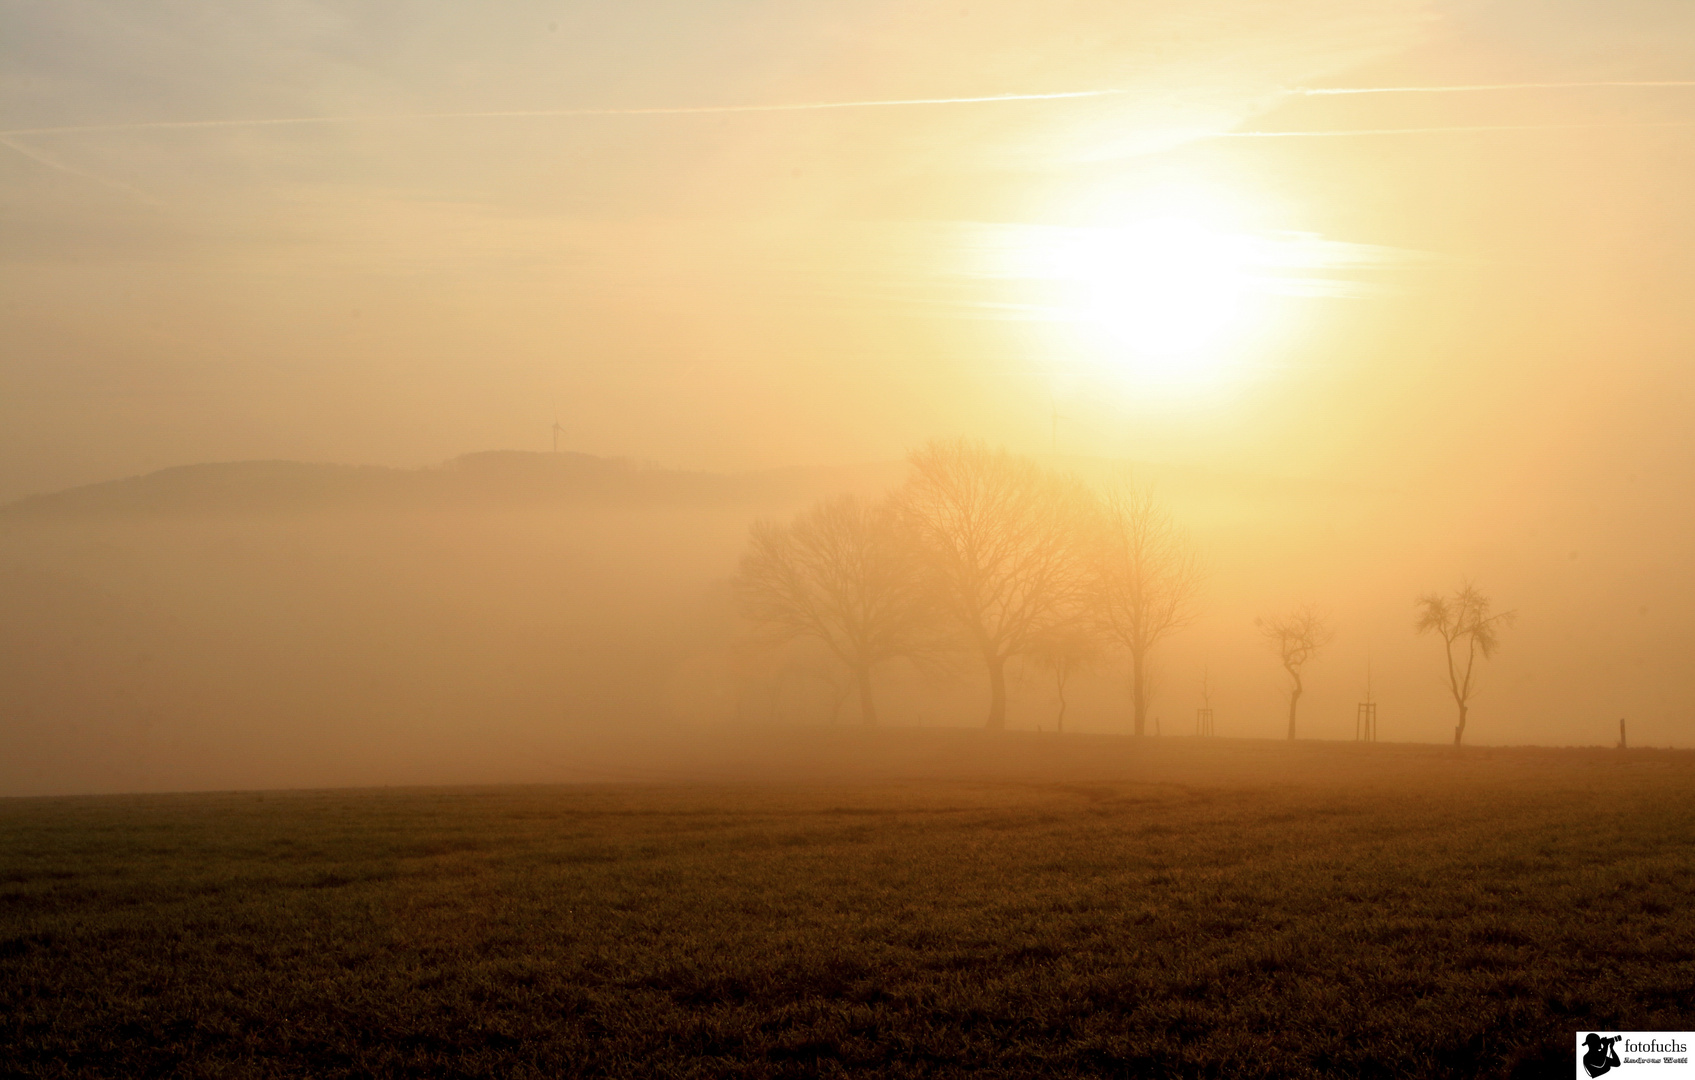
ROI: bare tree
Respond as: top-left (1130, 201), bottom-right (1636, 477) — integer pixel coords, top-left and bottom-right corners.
top-left (1027, 626), bottom-right (1102, 734)
top-left (1091, 482), bottom-right (1204, 736)
top-left (895, 440), bottom-right (1089, 730)
top-left (1415, 583), bottom-right (1515, 747)
top-left (1259, 605), bottom-right (1333, 740)
top-left (733, 494), bottom-right (933, 726)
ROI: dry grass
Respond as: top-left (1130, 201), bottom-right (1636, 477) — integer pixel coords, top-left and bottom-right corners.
top-left (3, 734), bottom-right (1693, 1077)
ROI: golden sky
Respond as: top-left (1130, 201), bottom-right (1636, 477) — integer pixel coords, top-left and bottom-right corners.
top-left (5, 2), bottom-right (1695, 776)
top-left (2, 0), bottom-right (1693, 497)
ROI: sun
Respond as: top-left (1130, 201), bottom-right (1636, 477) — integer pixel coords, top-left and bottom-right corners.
top-left (1008, 184), bottom-right (1277, 393)
top-left (1069, 215), bottom-right (1256, 361)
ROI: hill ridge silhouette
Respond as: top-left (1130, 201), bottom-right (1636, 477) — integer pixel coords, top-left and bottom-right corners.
top-left (0, 451), bottom-right (894, 516)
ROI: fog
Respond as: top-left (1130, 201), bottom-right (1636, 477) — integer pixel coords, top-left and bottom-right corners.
top-left (1, 446), bottom-right (1687, 797)
top-left (5, 1), bottom-right (1695, 795)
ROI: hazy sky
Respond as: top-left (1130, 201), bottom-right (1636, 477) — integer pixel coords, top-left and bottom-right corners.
top-left (5, 2), bottom-right (1695, 786)
top-left (3, 0), bottom-right (1695, 499)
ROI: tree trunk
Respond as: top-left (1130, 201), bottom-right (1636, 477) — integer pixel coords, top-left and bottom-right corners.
top-left (857, 667), bottom-right (878, 728)
top-left (1056, 671), bottom-right (1068, 735)
top-left (986, 654), bottom-right (1007, 731)
top-left (1131, 649), bottom-right (1147, 737)
top-left (1453, 701), bottom-right (1467, 746)
top-left (1287, 674), bottom-right (1302, 740)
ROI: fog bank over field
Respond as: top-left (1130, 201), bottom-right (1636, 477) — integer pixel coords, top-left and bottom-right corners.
top-left (1, 448), bottom-right (1689, 797)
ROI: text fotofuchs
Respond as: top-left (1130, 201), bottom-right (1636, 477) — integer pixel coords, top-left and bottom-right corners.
top-left (1579, 1033), bottom-right (1695, 1077)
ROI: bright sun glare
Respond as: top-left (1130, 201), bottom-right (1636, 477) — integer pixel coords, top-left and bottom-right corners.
top-left (1014, 186), bottom-right (1276, 393)
top-left (1072, 217), bottom-right (1255, 359)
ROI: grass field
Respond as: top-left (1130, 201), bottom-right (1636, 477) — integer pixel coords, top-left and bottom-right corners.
top-left (3, 733), bottom-right (1694, 1078)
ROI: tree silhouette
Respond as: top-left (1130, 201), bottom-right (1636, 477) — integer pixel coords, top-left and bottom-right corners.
top-left (1091, 482), bottom-right (1204, 736)
top-left (895, 440), bottom-right (1088, 730)
top-left (1027, 626), bottom-right (1102, 734)
top-left (1259, 605), bottom-right (1332, 740)
top-left (733, 494), bottom-right (933, 726)
top-left (1415, 583), bottom-right (1515, 747)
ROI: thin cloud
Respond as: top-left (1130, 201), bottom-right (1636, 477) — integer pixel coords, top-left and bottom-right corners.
top-left (0, 89), bottom-right (1127, 138)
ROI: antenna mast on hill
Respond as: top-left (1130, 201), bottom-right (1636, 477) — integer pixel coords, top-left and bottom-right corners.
top-left (551, 418), bottom-right (565, 453)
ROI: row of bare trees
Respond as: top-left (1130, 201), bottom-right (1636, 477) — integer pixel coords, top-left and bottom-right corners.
top-left (734, 440), bottom-right (1201, 732)
top-left (735, 440), bottom-right (1515, 743)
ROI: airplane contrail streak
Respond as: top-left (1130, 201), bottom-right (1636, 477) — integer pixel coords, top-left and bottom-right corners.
top-left (0, 135), bottom-right (162, 204)
top-left (1287, 80), bottom-right (1695, 95)
top-left (1213, 121), bottom-right (1695, 138)
top-left (0, 89), bottom-right (1127, 137)
top-left (5, 80), bottom-right (1689, 141)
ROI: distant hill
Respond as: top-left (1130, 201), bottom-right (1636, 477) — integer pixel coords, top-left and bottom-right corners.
top-left (0, 450), bottom-right (1393, 521)
top-left (0, 451), bottom-right (904, 517)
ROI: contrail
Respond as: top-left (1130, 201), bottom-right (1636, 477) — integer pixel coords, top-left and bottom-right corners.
top-left (6, 79), bottom-right (1688, 140)
top-left (1213, 121), bottom-right (1695, 138)
top-left (0, 88), bottom-right (1127, 138)
top-left (0, 135), bottom-right (161, 204)
top-left (1287, 80), bottom-right (1695, 95)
